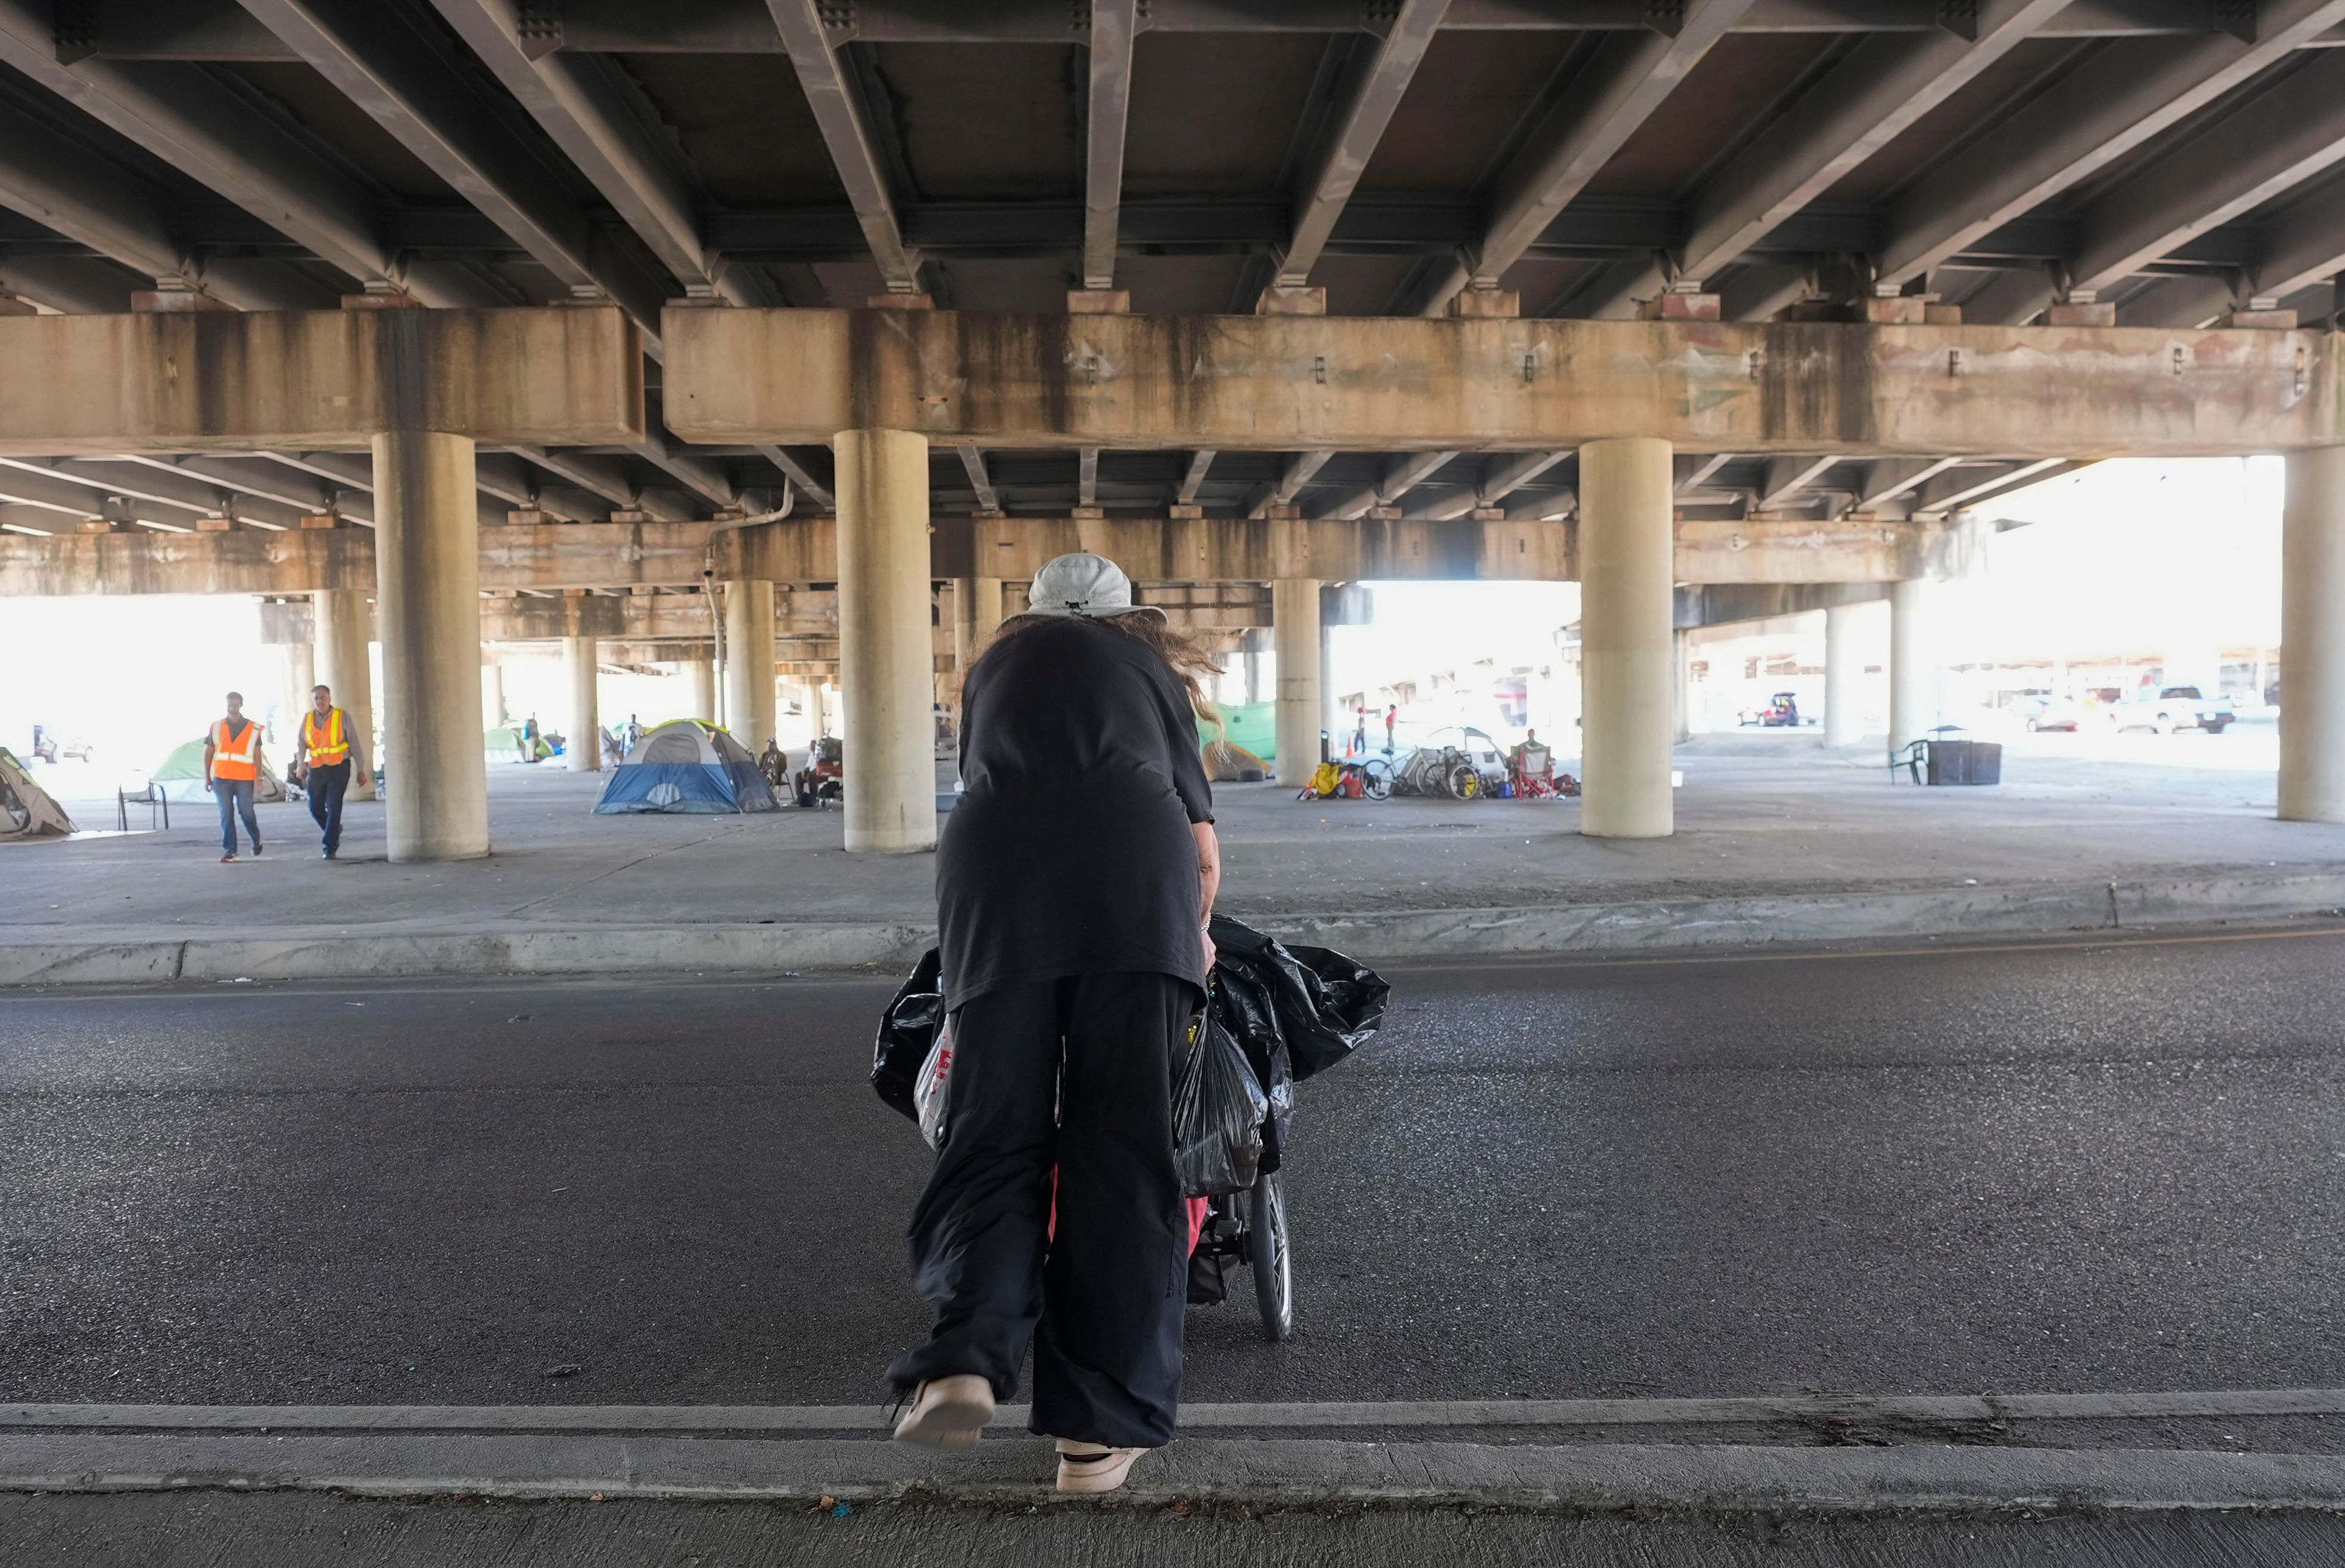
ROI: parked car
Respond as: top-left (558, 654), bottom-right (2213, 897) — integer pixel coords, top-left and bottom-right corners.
top-left (1737, 691), bottom-right (1802, 728)
top-left (2106, 686), bottom-right (2233, 735)
top-left (2011, 696), bottom-right (2080, 733)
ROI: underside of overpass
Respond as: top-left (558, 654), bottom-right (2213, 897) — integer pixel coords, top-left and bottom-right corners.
top-left (2, 0), bottom-right (2343, 854)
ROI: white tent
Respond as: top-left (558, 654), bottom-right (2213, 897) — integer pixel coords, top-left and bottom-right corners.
top-left (0, 748), bottom-right (74, 839)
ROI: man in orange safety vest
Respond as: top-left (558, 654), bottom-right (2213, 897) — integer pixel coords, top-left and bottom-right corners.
top-left (289, 683), bottom-right (368, 860)
top-left (203, 691), bottom-right (267, 863)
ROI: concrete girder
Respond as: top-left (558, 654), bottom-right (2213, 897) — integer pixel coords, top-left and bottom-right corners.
top-left (79, 2), bottom-right (2299, 52)
top-left (753, 445), bottom-right (835, 511)
top-left (1082, 0), bottom-right (1138, 292)
top-left (0, 0), bottom-right (424, 299)
top-left (0, 308), bottom-right (646, 454)
top-left (1579, 0), bottom-right (2070, 316)
top-left (1853, 456), bottom-right (1965, 511)
top-left (0, 514), bottom-right (1977, 595)
top-left (2247, 194), bottom-right (2345, 308)
top-left (0, 253), bottom-right (139, 314)
top-left (1319, 449), bottom-right (1460, 520)
top-left (1875, 0), bottom-right (2345, 289)
top-left (0, 460), bottom-right (212, 528)
top-left (1415, 449), bottom-right (1569, 521)
top-left (430, 0), bottom-right (777, 309)
top-left (1955, 266), bottom-right (2061, 327)
top-left (765, 0), bottom-right (920, 292)
top-left (955, 445), bottom-right (1000, 514)
top-left (0, 90), bottom-right (224, 302)
top-left (627, 437), bottom-right (736, 510)
top-left (117, 454), bottom-right (344, 516)
top-left (1676, 452), bottom-right (1736, 495)
top-left (1278, 0), bottom-right (1449, 289)
top-left (664, 309), bottom-right (2343, 458)
top-left (1910, 457), bottom-right (2076, 516)
top-left (1248, 451), bottom-right (1334, 518)
top-left (1756, 454), bottom-right (1842, 512)
top-left (1176, 450), bottom-right (1215, 504)
top-left (236, 0), bottom-right (671, 337)
top-left (1675, 581), bottom-right (1884, 632)
top-left (5, 456), bottom-right (305, 530)
top-left (1419, 0), bottom-right (1755, 314)
top-left (2068, 50), bottom-right (2345, 299)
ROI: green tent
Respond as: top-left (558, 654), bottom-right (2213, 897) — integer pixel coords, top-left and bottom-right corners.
top-left (487, 725), bottom-right (554, 762)
top-left (1199, 700), bottom-right (1276, 761)
top-left (149, 735), bottom-right (288, 804)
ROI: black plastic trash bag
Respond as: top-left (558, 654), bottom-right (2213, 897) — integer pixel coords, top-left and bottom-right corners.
top-left (1207, 916), bottom-right (1389, 1081)
top-left (872, 948), bottom-right (943, 1122)
top-left (1172, 1011), bottom-right (1268, 1197)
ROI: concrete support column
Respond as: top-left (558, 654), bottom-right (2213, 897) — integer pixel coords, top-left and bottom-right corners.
top-left (1823, 603), bottom-right (1864, 747)
top-left (686, 655), bottom-right (715, 724)
top-left (1671, 628), bottom-right (1694, 744)
top-left (1888, 578), bottom-right (1942, 753)
top-left (953, 576), bottom-right (1004, 665)
top-left (373, 430), bottom-right (485, 861)
top-left (562, 635), bottom-right (600, 772)
top-left (1273, 578), bottom-right (1322, 785)
top-left (313, 587), bottom-right (377, 802)
top-left (835, 427), bottom-right (938, 853)
top-left (1578, 436), bottom-right (1675, 838)
top-left (722, 579), bottom-right (777, 752)
top-left (2281, 446), bottom-right (2345, 822)
top-left (281, 642), bottom-right (315, 743)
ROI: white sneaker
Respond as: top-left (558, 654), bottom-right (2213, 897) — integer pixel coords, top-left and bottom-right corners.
top-left (892, 1374), bottom-right (994, 1448)
top-left (1055, 1439), bottom-right (1149, 1494)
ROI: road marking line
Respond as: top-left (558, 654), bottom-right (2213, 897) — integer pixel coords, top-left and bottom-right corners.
top-left (1386, 921), bottom-right (2345, 974)
top-left (7, 1387), bottom-right (2344, 1434)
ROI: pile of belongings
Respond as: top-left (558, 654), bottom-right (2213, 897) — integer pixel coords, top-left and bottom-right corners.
top-left (871, 915), bottom-right (1388, 1197)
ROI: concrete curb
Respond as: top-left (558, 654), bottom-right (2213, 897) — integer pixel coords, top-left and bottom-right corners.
top-left (6, 1430), bottom-right (2344, 1514)
top-left (4, 869), bottom-right (2344, 987)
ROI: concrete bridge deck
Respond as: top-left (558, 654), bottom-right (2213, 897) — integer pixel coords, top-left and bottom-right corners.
top-left (7, 729), bottom-right (2343, 986)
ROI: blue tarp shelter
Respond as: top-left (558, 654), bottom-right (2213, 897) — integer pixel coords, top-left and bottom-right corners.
top-left (594, 720), bottom-right (778, 815)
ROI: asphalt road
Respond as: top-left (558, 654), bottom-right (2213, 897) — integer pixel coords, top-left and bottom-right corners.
top-left (7, 926), bottom-right (2345, 1412)
top-left (10, 1491), bottom-right (2345, 1568)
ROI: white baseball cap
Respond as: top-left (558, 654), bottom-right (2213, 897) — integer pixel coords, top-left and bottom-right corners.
top-left (1025, 552), bottom-right (1165, 622)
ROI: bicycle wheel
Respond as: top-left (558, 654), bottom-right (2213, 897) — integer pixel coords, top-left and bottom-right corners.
top-left (1246, 1170), bottom-right (1293, 1342)
top-left (1360, 759), bottom-right (1392, 801)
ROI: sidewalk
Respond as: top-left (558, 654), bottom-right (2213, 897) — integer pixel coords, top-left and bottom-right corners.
top-left (7, 727), bottom-right (2344, 985)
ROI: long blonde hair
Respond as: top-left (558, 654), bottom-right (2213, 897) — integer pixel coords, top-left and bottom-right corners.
top-left (980, 611), bottom-right (1224, 727)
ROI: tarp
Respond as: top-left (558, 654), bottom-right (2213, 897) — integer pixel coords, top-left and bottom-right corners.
top-left (594, 719), bottom-right (779, 814)
top-left (148, 735), bottom-right (287, 804)
top-left (0, 748), bottom-right (74, 839)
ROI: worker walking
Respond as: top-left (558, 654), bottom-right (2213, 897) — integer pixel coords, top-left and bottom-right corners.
top-left (203, 692), bottom-right (266, 863)
top-left (289, 683), bottom-right (366, 860)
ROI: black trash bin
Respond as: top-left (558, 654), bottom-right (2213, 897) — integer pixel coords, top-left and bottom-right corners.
top-left (1924, 739), bottom-right (2002, 786)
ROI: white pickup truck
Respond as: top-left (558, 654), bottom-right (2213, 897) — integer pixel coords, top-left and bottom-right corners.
top-left (2106, 685), bottom-right (2233, 735)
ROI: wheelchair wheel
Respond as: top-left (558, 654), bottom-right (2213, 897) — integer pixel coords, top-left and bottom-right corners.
top-left (1445, 761), bottom-right (1481, 800)
top-left (1245, 1169), bottom-right (1293, 1341)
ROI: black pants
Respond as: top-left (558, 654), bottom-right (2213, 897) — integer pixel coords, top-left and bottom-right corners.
top-left (305, 761), bottom-right (350, 854)
top-left (887, 971), bottom-right (1194, 1449)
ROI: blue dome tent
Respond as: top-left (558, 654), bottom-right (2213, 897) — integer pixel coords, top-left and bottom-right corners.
top-left (594, 720), bottom-right (779, 815)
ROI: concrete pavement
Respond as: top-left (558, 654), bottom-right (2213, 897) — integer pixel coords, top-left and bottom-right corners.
top-left (8, 727), bottom-right (2345, 984)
